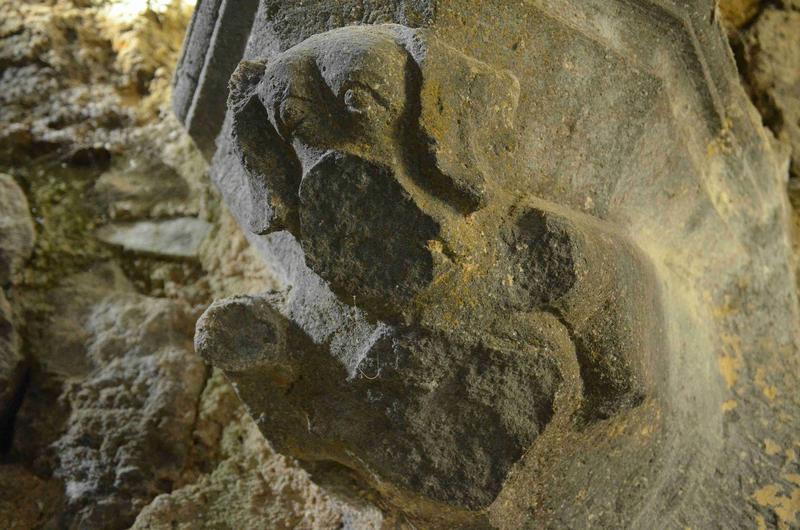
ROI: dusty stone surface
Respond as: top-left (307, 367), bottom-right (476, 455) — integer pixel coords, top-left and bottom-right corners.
top-left (0, 463), bottom-right (63, 529)
top-left (8, 264), bottom-right (114, 480)
top-left (0, 173), bottom-right (36, 285)
top-left (1, 3), bottom-right (389, 528)
top-left (718, 0), bottom-right (760, 29)
top-left (199, 209), bottom-right (279, 296)
top-left (180, 0), bottom-right (800, 528)
top-left (0, 0), bottom-right (192, 158)
top-left (0, 173), bottom-right (34, 446)
top-left (10, 264), bottom-right (206, 529)
top-left (50, 281), bottom-right (207, 528)
top-left (94, 148), bottom-right (194, 221)
top-left (0, 291), bottom-right (24, 432)
top-left (96, 217), bottom-right (212, 258)
top-left (132, 372), bottom-right (383, 529)
top-left (740, 7), bottom-right (800, 182)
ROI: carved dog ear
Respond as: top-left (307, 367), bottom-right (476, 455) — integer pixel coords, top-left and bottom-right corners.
top-left (402, 32), bottom-right (520, 213)
top-left (229, 60), bottom-right (302, 235)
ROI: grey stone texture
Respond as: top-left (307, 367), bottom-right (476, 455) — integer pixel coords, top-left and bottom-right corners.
top-left (741, 7), bottom-right (800, 181)
top-left (0, 290), bottom-right (24, 431)
top-left (173, 0), bottom-right (261, 157)
top-left (96, 218), bottom-right (211, 258)
top-left (0, 173), bottom-right (34, 441)
top-left (12, 264), bottom-right (207, 529)
top-left (175, 1), bottom-right (800, 528)
top-left (0, 173), bottom-right (35, 286)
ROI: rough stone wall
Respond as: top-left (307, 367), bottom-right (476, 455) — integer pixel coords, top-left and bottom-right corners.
top-left (0, 1), bottom-right (380, 528)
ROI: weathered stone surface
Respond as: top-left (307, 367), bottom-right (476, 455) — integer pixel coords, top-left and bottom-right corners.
top-left (0, 173), bottom-right (35, 285)
top-left (0, 463), bottom-right (63, 529)
top-left (718, 0), bottom-right (760, 29)
top-left (12, 264), bottom-right (206, 529)
top-left (12, 264), bottom-right (138, 468)
top-left (132, 374), bottom-right (384, 530)
top-left (0, 4), bottom-right (347, 529)
top-left (96, 218), bottom-right (211, 258)
top-left (51, 293), bottom-right (206, 528)
top-left (172, 0), bottom-right (261, 157)
top-left (198, 208), bottom-right (279, 296)
top-left (0, 290), bottom-right (24, 434)
top-left (0, 172), bottom-right (33, 443)
top-left (0, 1), bottom-right (194, 164)
top-left (740, 7), bottom-right (800, 181)
top-left (197, 294), bottom-right (568, 511)
top-left (176, 1), bottom-right (800, 527)
top-left (94, 154), bottom-right (192, 221)
top-left (297, 153), bottom-right (441, 320)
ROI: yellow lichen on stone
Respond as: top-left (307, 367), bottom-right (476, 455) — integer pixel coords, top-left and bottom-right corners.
top-left (752, 483), bottom-right (800, 527)
top-left (765, 438), bottom-right (782, 456)
top-left (763, 385), bottom-right (779, 401)
top-left (718, 334), bottom-right (743, 389)
top-left (718, 354), bottom-right (741, 389)
top-left (717, 0), bottom-right (760, 30)
top-left (754, 366), bottom-right (779, 402)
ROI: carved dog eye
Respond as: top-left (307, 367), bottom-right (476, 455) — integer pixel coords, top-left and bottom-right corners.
top-left (341, 82), bottom-right (390, 115)
top-left (343, 87), bottom-right (371, 113)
